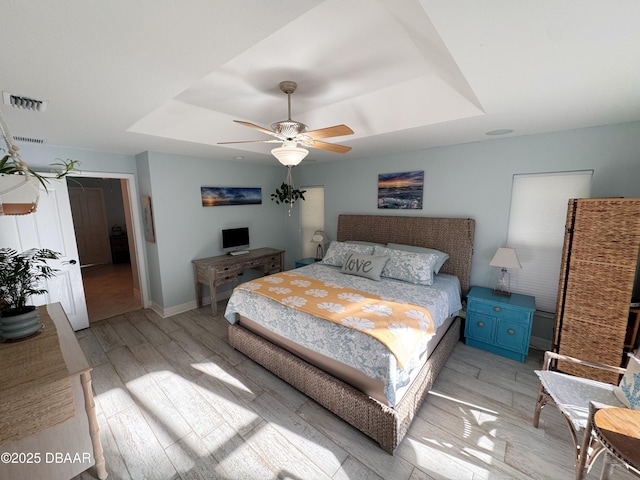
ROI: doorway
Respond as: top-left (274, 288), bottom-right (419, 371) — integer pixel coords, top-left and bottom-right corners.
top-left (67, 175), bottom-right (144, 322)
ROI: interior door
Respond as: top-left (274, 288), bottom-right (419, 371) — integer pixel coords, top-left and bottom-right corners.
top-left (0, 177), bottom-right (89, 330)
top-left (69, 187), bottom-right (111, 265)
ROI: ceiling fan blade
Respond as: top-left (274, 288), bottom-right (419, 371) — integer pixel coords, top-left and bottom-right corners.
top-left (233, 120), bottom-right (280, 138)
top-left (309, 140), bottom-right (352, 154)
top-left (217, 139), bottom-right (280, 145)
top-left (305, 124), bottom-right (354, 139)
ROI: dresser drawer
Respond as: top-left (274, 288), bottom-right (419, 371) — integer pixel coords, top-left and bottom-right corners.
top-left (214, 264), bottom-right (243, 277)
top-left (241, 255), bottom-right (281, 270)
top-left (266, 259), bottom-right (281, 270)
top-left (468, 298), bottom-right (529, 323)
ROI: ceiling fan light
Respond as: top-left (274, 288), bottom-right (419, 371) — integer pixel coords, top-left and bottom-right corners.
top-left (271, 144), bottom-right (309, 166)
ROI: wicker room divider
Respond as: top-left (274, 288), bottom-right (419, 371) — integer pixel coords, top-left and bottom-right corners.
top-left (553, 198), bottom-right (640, 383)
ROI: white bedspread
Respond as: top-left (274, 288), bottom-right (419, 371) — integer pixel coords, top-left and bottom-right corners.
top-left (224, 263), bottom-right (461, 406)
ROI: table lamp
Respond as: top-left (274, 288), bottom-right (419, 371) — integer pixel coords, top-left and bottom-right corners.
top-left (489, 247), bottom-right (521, 296)
top-left (311, 230), bottom-right (328, 261)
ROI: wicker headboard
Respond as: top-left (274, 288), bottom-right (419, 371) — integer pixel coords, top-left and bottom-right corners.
top-left (336, 214), bottom-right (475, 296)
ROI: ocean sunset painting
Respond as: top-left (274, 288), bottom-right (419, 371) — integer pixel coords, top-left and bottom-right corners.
top-left (377, 170), bottom-right (424, 209)
top-left (201, 187), bottom-right (262, 206)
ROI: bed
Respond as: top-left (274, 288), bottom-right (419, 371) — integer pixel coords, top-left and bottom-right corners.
top-left (225, 214), bottom-right (475, 453)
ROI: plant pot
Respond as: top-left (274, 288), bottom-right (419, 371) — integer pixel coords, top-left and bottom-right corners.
top-left (0, 306), bottom-right (43, 340)
top-left (0, 174), bottom-right (40, 215)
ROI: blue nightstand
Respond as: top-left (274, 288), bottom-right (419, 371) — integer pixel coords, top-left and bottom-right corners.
top-left (295, 257), bottom-right (317, 268)
top-left (464, 286), bottom-right (536, 362)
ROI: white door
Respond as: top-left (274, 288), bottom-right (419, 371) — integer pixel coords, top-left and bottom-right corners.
top-left (0, 177), bottom-right (89, 330)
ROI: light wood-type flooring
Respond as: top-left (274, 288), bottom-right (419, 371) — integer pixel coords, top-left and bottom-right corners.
top-left (72, 306), bottom-right (638, 480)
top-left (81, 263), bottom-right (141, 323)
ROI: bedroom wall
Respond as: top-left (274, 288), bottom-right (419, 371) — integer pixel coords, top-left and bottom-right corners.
top-left (11, 121), bottom-right (640, 325)
top-left (137, 151), bottom-right (294, 315)
top-left (16, 143), bottom-right (137, 175)
top-left (295, 121), bottom-right (640, 339)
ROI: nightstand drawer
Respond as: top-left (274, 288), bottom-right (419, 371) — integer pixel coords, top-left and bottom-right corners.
top-left (468, 299), bottom-right (529, 323)
top-left (495, 319), bottom-right (528, 351)
top-left (466, 312), bottom-right (496, 342)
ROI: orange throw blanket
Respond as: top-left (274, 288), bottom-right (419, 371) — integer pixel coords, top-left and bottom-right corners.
top-left (236, 271), bottom-right (435, 368)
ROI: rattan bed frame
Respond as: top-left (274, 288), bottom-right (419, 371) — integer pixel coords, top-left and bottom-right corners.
top-left (228, 214), bottom-right (475, 453)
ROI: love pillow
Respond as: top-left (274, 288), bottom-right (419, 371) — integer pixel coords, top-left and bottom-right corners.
top-left (340, 253), bottom-right (389, 281)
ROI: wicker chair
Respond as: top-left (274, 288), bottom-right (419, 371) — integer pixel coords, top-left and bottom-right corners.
top-left (533, 351), bottom-right (627, 480)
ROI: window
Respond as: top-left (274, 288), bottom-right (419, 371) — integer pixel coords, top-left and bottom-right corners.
top-left (300, 186), bottom-right (324, 258)
top-left (506, 171), bottom-right (592, 312)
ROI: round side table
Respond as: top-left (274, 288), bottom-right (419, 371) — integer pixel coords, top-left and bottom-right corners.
top-left (592, 407), bottom-right (640, 480)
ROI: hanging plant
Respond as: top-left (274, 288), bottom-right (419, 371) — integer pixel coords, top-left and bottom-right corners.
top-left (270, 166), bottom-right (306, 216)
top-left (0, 152), bottom-right (79, 190)
top-left (1, 108), bottom-right (79, 215)
top-left (270, 182), bottom-right (306, 205)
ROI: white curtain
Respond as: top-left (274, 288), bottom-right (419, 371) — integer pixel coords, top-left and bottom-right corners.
top-left (300, 186), bottom-right (325, 258)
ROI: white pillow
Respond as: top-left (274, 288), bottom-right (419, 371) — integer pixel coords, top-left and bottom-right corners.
top-left (341, 253), bottom-right (389, 281)
top-left (373, 246), bottom-right (438, 285)
top-left (385, 243), bottom-right (449, 274)
top-left (615, 355), bottom-right (640, 410)
top-left (321, 241), bottom-right (375, 267)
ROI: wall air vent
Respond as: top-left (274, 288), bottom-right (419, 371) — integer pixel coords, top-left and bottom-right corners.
top-left (2, 92), bottom-right (49, 112)
top-left (13, 136), bottom-right (46, 144)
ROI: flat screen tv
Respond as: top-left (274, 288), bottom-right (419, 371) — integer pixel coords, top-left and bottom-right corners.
top-left (222, 227), bottom-right (250, 253)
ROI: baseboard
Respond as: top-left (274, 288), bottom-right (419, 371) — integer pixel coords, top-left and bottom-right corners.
top-left (529, 335), bottom-right (552, 352)
top-left (149, 300), bottom-right (197, 318)
top-left (150, 290), bottom-right (234, 319)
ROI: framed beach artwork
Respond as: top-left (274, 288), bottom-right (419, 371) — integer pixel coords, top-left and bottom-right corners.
top-left (201, 187), bottom-right (262, 207)
top-left (377, 170), bottom-right (424, 209)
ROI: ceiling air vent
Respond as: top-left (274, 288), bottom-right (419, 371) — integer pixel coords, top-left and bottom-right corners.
top-left (13, 136), bottom-right (46, 144)
top-left (2, 91), bottom-right (49, 112)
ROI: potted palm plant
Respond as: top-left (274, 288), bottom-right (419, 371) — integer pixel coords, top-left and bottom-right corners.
top-left (0, 247), bottom-right (61, 340)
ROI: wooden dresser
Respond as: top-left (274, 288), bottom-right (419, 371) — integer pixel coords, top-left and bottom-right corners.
top-left (0, 303), bottom-right (106, 480)
top-left (192, 247), bottom-right (284, 315)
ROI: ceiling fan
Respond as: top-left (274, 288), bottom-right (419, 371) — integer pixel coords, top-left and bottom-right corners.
top-left (218, 81), bottom-right (354, 165)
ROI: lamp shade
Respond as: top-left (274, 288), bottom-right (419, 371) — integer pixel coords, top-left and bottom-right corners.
top-left (310, 230), bottom-right (327, 244)
top-left (271, 141), bottom-right (309, 166)
top-left (489, 247), bottom-right (522, 269)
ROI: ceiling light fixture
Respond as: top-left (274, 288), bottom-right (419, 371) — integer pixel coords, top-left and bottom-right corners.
top-left (271, 140), bottom-right (309, 166)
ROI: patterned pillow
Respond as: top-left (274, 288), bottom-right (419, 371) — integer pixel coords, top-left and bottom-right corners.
top-left (385, 243), bottom-right (449, 274)
top-left (373, 246), bottom-right (438, 285)
top-left (320, 241), bottom-right (375, 267)
top-left (341, 253), bottom-right (389, 281)
top-left (615, 355), bottom-right (640, 410)
top-left (345, 240), bottom-right (385, 247)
